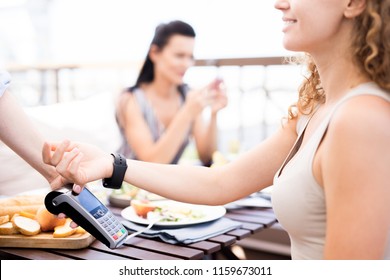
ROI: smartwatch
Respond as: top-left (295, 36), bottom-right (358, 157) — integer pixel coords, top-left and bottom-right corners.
top-left (102, 153), bottom-right (127, 189)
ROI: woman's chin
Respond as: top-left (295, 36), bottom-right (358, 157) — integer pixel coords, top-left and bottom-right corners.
top-left (172, 77), bottom-right (184, 85)
top-left (282, 39), bottom-right (304, 53)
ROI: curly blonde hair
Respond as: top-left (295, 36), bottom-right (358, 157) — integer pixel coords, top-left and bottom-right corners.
top-left (287, 0), bottom-right (390, 119)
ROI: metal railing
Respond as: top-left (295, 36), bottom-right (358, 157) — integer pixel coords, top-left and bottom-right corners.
top-left (7, 56), bottom-right (302, 149)
top-left (7, 56), bottom-right (288, 103)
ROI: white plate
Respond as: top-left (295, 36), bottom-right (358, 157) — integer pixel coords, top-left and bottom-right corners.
top-left (109, 190), bottom-right (165, 208)
top-left (121, 200), bottom-right (226, 228)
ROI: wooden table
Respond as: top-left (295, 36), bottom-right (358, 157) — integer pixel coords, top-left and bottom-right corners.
top-left (0, 205), bottom-right (277, 260)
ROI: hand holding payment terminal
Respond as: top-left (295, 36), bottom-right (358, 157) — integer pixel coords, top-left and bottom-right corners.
top-left (45, 184), bottom-right (128, 249)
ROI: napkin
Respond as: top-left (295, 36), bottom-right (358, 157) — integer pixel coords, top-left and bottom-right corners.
top-left (121, 217), bottom-right (242, 244)
top-left (224, 196), bottom-right (272, 209)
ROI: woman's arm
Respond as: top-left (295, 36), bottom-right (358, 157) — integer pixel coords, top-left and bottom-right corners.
top-left (322, 96), bottom-right (390, 259)
top-left (43, 115), bottom-right (298, 205)
top-left (192, 81), bottom-right (228, 164)
top-left (0, 90), bottom-right (61, 187)
top-left (192, 113), bottom-right (218, 164)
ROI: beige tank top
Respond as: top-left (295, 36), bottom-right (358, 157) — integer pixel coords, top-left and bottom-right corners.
top-left (272, 82), bottom-right (390, 259)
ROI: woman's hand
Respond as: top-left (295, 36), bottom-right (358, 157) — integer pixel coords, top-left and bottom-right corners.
top-left (208, 78), bottom-right (228, 115)
top-left (184, 78), bottom-right (228, 118)
top-left (184, 87), bottom-right (212, 118)
top-left (42, 140), bottom-right (113, 193)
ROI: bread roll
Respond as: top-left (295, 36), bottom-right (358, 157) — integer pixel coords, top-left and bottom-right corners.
top-left (0, 195), bottom-right (44, 218)
top-left (0, 215), bottom-right (10, 225)
top-left (0, 222), bottom-right (19, 235)
top-left (36, 205), bottom-right (66, 232)
top-left (0, 205), bottom-right (42, 218)
top-left (19, 211), bottom-right (36, 219)
top-left (12, 216), bottom-right (41, 236)
top-left (53, 219), bottom-right (76, 238)
top-left (0, 195), bottom-right (44, 207)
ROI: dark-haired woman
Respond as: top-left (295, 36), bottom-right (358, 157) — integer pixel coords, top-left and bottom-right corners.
top-left (116, 20), bottom-right (227, 165)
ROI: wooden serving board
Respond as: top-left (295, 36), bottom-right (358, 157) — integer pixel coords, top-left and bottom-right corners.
top-left (0, 232), bottom-right (95, 249)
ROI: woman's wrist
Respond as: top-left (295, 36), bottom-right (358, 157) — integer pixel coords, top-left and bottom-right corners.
top-left (210, 110), bottom-right (218, 118)
top-left (180, 104), bottom-right (198, 122)
top-left (45, 166), bottom-right (60, 184)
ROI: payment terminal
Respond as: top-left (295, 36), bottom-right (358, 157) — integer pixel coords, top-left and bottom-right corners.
top-left (45, 184), bottom-right (128, 249)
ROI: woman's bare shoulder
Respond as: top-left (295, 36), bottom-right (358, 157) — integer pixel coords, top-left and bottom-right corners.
top-left (324, 94), bottom-right (390, 160)
top-left (330, 94), bottom-right (390, 134)
top-left (116, 89), bottom-right (141, 125)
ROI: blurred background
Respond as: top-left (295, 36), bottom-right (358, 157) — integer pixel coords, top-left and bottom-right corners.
top-left (1, 0), bottom-right (299, 257)
top-left (0, 0), bottom-right (304, 154)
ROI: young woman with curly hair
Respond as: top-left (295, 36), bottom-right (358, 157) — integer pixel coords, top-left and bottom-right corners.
top-left (44, 0), bottom-right (390, 259)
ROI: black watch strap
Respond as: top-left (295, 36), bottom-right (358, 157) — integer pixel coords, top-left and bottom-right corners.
top-left (102, 153), bottom-right (127, 189)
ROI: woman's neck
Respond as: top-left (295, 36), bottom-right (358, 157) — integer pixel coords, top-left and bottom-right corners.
top-left (313, 52), bottom-right (370, 106)
top-left (308, 20), bottom-right (371, 105)
top-left (145, 77), bottom-right (178, 99)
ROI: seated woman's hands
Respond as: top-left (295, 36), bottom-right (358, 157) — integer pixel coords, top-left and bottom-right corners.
top-left (184, 78), bottom-right (228, 118)
top-left (208, 78), bottom-right (228, 115)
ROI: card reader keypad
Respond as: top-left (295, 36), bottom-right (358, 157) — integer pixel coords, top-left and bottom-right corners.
top-left (98, 212), bottom-right (127, 240)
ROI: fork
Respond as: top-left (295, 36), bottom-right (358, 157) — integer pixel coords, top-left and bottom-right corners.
top-left (125, 218), bottom-right (161, 241)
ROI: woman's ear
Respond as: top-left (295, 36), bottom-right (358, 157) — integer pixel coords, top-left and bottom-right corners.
top-left (344, 0), bottom-right (367, 18)
top-left (148, 45), bottom-right (160, 63)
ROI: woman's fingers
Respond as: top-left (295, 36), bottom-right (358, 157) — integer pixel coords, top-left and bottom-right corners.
top-left (49, 175), bottom-right (68, 190)
top-left (42, 142), bottom-right (52, 164)
top-left (70, 221), bottom-right (78, 229)
top-left (49, 140), bottom-right (71, 166)
top-left (55, 147), bottom-right (80, 175)
top-left (72, 184), bottom-right (83, 194)
top-left (58, 213), bottom-right (66, 219)
top-left (68, 152), bottom-right (83, 176)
